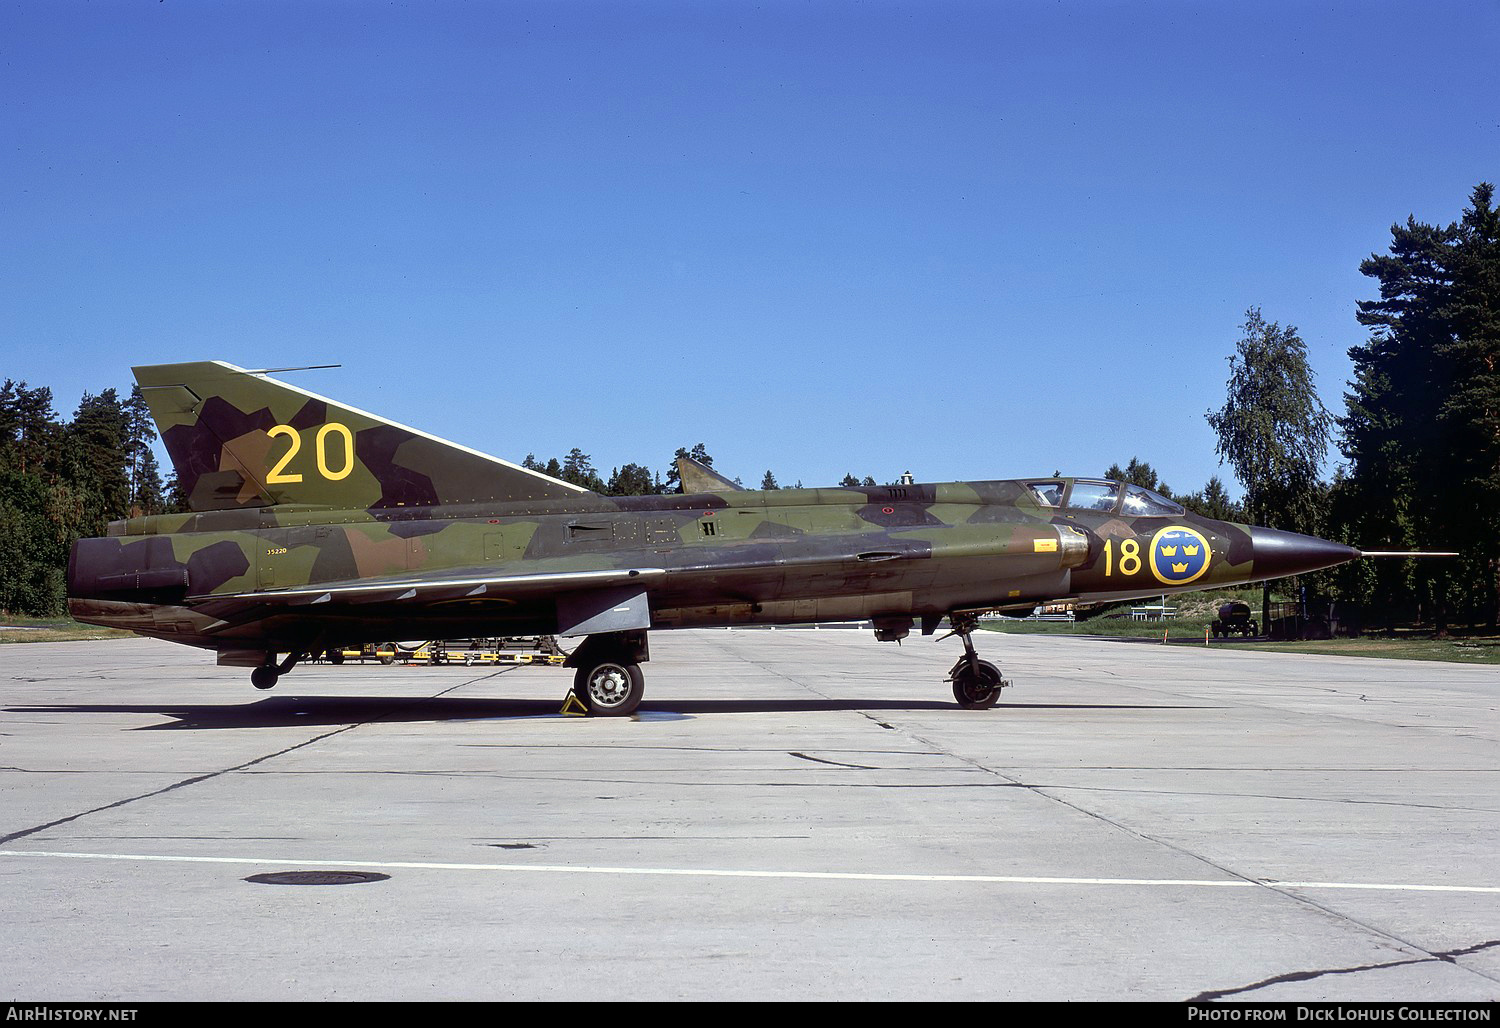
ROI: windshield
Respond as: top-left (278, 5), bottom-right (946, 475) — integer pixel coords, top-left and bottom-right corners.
top-left (1067, 480), bottom-right (1120, 512)
top-left (1121, 484), bottom-right (1185, 517)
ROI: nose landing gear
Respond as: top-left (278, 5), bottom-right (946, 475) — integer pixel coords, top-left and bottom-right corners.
top-left (942, 614), bottom-right (1009, 709)
top-left (249, 651), bottom-right (306, 690)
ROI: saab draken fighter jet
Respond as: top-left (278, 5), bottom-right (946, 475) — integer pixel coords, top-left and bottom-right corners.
top-left (69, 361), bottom-right (1372, 716)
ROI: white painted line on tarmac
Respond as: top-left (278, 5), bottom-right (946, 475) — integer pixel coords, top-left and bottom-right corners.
top-left (3, 849), bottom-right (1498, 894)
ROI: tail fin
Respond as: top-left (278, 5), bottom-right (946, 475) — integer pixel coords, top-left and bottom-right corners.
top-left (676, 454), bottom-right (742, 494)
top-left (134, 361), bottom-right (591, 511)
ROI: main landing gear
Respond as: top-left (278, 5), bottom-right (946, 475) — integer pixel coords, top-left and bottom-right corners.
top-left (565, 630), bottom-right (649, 717)
top-left (249, 651), bottom-right (305, 690)
top-left (942, 614), bottom-right (1009, 709)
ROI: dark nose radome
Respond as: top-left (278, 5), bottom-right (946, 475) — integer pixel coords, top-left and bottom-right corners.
top-left (1249, 527), bottom-right (1361, 579)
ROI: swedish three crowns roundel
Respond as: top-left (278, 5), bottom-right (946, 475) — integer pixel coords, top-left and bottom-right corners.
top-left (1148, 526), bottom-right (1211, 586)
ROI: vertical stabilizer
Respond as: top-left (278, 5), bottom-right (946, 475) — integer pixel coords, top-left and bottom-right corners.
top-left (134, 361), bottom-right (592, 511)
top-left (676, 455), bottom-right (742, 493)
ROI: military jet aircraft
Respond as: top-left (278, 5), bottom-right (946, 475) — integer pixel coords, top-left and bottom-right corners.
top-left (69, 361), bottom-right (1374, 717)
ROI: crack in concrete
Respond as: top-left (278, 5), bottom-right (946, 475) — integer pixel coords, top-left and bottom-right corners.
top-left (787, 751), bottom-right (880, 770)
top-left (1188, 938), bottom-right (1500, 1000)
top-left (717, 638), bottom-right (1500, 999)
top-left (0, 670), bottom-right (508, 847)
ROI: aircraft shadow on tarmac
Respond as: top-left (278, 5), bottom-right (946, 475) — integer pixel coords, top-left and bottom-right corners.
top-left (5, 695), bottom-right (1210, 730)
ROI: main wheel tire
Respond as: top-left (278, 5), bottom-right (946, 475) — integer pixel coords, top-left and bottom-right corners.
top-left (250, 666), bottom-right (279, 690)
top-left (952, 658), bottom-right (1003, 709)
top-left (574, 661), bottom-right (644, 717)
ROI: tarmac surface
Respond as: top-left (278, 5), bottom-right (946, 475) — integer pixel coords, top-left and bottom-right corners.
top-left (1, 629), bottom-right (1497, 1002)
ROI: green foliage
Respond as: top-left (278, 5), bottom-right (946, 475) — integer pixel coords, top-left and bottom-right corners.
top-left (0, 378), bottom-right (150, 615)
top-left (1206, 308), bottom-right (1334, 535)
top-left (559, 447), bottom-right (605, 492)
top-left (529, 442), bottom-right (872, 497)
top-left (661, 443), bottom-right (713, 493)
top-left (605, 463), bottom-right (658, 496)
top-left (1176, 476), bottom-right (1245, 523)
top-left (0, 469), bottom-right (67, 615)
top-left (125, 385), bottom-right (166, 515)
top-left (1339, 182), bottom-right (1500, 624)
top-left (68, 389), bottom-right (132, 533)
top-left (1105, 458), bottom-right (1249, 522)
top-left (1104, 457), bottom-right (1171, 497)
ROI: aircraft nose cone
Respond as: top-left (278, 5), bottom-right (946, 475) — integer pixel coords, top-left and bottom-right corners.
top-left (1250, 527), bottom-right (1360, 579)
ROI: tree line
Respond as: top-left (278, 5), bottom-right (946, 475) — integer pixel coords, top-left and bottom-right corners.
top-left (1332, 182), bottom-right (1500, 627)
top-left (520, 442), bottom-right (881, 495)
top-left (0, 383), bottom-right (173, 615)
top-left (1120, 182), bottom-right (1500, 629)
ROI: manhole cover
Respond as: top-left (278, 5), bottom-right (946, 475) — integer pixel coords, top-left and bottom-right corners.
top-left (245, 870), bottom-right (390, 886)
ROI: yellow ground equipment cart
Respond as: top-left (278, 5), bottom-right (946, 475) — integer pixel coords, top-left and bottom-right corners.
top-left (407, 638), bottom-right (566, 667)
top-left (316, 643), bottom-right (401, 665)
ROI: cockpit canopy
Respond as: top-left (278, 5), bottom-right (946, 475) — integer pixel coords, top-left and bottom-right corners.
top-left (1120, 483), bottom-right (1184, 516)
top-left (1026, 479), bottom-right (1184, 517)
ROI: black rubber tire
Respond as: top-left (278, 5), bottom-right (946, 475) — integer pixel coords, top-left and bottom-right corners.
top-left (951, 658), bottom-right (1002, 709)
top-left (574, 661), bottom-right (645, 717)
top-left (250, 666), bottom-right (279, 690)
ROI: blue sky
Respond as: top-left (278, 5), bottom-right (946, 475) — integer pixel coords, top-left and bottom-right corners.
top-left (3, 0), bottom-right (1496, 496)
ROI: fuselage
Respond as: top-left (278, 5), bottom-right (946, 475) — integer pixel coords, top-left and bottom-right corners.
top-left (68, 476), bottom-right (1356, 655)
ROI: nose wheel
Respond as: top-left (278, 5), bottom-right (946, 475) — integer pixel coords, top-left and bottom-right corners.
top-left (943, 614), bottom-right (1010, 709)
top-left (248, 651), bottom-right (306, 691)
top-left (950, 657), bottom-right (1005, 708)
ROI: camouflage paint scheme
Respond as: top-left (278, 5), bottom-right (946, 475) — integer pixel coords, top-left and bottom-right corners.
top-left (68, 362), bottom-right (1359, 672)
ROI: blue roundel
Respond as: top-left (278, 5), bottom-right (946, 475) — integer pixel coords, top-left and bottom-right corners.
top-left (1149, 527), bottom-right (1211, 586)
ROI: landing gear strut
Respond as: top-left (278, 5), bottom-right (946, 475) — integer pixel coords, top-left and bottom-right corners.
top-left (250, 651), bottom-right (305, 691)
top-left (943, 614), bottom-right (1009, 709)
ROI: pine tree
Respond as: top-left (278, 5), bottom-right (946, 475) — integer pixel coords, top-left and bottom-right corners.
top-left (0, 380), bottom-right (60, 475)
top-left (1343, 183), bottom-right (1500, 624)
top-left (1176, 476), bottom-right (1244, 522)
top-left (663, 443), bottom-right (714, 493)
top-left (67, 389), bottom-right (133, 530)
top-left (606, 463), bottom-right (656, 496)
top-left (1103, 457), bottom-right (1171, 497)
top-left (560, 448), bottom-right (604, 491)
top-left (124, 384), bottom-right (157, 508)
top-left (134, 449), bottom-right (166, 515)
